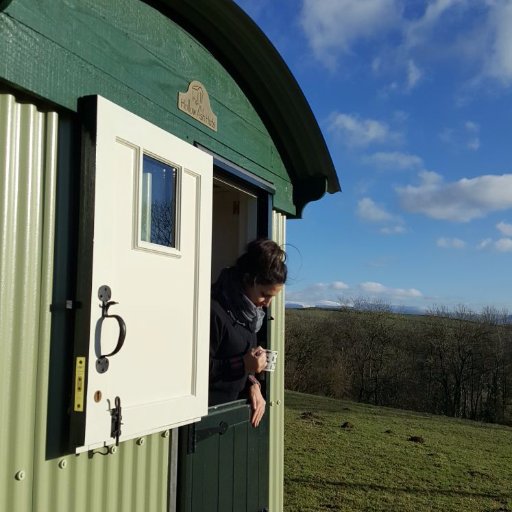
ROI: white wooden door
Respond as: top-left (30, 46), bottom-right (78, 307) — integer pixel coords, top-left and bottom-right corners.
top-left (74, 96), bottom-right (212, 452)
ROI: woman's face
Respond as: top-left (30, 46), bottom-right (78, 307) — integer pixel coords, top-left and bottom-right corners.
top-left (244, 282), bottom-right (283, 308)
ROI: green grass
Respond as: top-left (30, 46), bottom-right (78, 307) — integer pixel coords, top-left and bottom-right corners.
top-left (284, 391), bottom-right (512, 512)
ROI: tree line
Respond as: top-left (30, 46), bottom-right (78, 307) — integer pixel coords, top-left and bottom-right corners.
top-left (285, 301), bottom-right (512, 425)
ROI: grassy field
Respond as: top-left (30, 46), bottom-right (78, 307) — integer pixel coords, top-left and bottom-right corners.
top-left (284, 391), bottom-right (512, 512)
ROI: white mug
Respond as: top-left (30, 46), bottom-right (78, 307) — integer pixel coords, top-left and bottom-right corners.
top-left (264, 349), bottom-right (278, 372)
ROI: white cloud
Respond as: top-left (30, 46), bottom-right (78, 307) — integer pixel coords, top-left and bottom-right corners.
top-left (363, 151), bottom-right (423, 170)
top-left (465, 121), bottom-right (480, 151)
top-left (485, 1), bottom-right (512, 85)
top-left (309, 281), bottom-right (350, 293)
top-left (286, 280), bottom-right (350, 307)
top-left (331, 281), bottom-right (350, 290)
top-left (360, 281), bottom-right (386, 294)
top-left (497, 221), bottom-right (512, 236)
top-left (477, 236), bottom-right (512, 252)
top-left (408, 2), bottom-right (512, 89)
top-left (406, 59), bottom-right (423, 90)
top-left (357, 197), bottom-right (394, 222)
top-left (439, 128), bottom-right (454, 145)
top-left (437, 237), bottom-right (466, 249)
top-left (440, 121), bottom-right (480, 152)
top-left (466, 139), bottom-right (480, 151)
top-left (404, 0), bottom-right (469, 49)
top-left (300, 0), bottom-right (401, 67)
top-left (397, 172), bottom-right (512, 222)
top-left (478, 238), bottom-right (493, 250)
top-left (299, 0), bottom-right (512, 90)
top-left (359, 281), bottom-right (422, 299)
top-left (495, 238), bottom-right (512, 252)
top-left (418, 170), bottom-right (444, 186)
top-left (328, 113), bottom-right (402, 147)
top-left (287, 279), bottom-right (424, 306)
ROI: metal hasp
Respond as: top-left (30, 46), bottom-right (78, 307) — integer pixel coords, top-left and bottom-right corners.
top-left (110, 396), bottom-right (123, 446)
top-left (96, 285), bottom-right (127, 373)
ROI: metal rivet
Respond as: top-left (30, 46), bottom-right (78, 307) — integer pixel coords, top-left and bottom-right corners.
top-left (269, 401), bottom-right (275, 406)
top-left (161, 430), bottom-right (170, 438)
top-left (15, 470), bottom-right (25, 481)
top-left (136, 437), bottom-right (145, 446)
top-left (94, 390), bottom-right (102, 403)
top-left (276, 400), bottom-right (281, 405)
top-left (109, 445), bottom-right (117, 455)
top-left (58, 459), bottom-right (67, 469)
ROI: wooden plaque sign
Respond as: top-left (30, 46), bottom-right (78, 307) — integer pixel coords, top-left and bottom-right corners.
top-left (178, 81), bottom-right (218, 132)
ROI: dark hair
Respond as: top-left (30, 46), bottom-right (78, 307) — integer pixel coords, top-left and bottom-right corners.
top-left (235, 238), bottom-right (287, 286)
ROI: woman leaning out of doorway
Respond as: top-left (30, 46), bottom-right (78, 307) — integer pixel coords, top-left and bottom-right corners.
top-left (208, 239), bottom-right (287, 427)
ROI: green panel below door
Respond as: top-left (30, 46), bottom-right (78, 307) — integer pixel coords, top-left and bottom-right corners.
top-left (178, 401), bottom-right (269, 512)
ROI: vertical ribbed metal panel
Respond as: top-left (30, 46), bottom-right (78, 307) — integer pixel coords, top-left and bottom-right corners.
top-left (0, 93), bottom-right (49, 512)
top-left (269, 211), bottom-right (286, 512)
top-left (0, 92), bottom-right (170, 512)
top-left (33, 432), bottom-right (170, 512)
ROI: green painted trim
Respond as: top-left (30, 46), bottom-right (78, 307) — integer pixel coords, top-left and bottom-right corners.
top-left (294, 176), bottom-right (330, 217)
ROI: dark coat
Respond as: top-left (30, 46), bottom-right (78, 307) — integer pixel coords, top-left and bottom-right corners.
top-left (208, 297), bottom-right (257, 405)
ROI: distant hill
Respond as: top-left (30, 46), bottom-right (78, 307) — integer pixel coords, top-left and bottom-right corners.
top-left (285, 302), bottom-right (427, 316)
top-left (285, 302), bottom-right (512, 321)
top-left (285, 302), bottom-right (308, 309)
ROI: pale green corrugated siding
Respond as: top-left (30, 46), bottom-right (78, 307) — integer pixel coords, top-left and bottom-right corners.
top-left (0, 93), bottom-right (50, 512)
top-left (0, 92), bottom-right (171, 512)
top-left (269, 211), bottom-right (286, 512)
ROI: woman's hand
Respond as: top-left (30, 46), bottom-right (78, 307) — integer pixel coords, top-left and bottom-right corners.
top-left (248, 382), bottom-right (266, 427)
top-left (243, 346), bottom-right (267, 373)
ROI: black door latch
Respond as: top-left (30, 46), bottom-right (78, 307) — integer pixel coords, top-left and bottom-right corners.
top-left (110, 396), bottom-right (122, 446)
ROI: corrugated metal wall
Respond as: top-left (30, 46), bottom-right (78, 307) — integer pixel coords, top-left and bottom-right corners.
top-left (0, 92), bottom-right (171, 512)
top-left (269, 211), bottom-right (286, 512)
top-left (0, 92), bottom-right (55, 512)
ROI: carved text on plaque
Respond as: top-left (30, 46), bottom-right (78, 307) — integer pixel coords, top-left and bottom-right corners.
top-left (178, 81), bottom-right (217, 132)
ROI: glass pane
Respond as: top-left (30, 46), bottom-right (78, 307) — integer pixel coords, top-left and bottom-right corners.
top-left (141, 154), bottom-right (177, 248)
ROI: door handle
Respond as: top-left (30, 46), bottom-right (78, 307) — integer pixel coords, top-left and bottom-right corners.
top-left (96, 285), bottom-right (127, 373)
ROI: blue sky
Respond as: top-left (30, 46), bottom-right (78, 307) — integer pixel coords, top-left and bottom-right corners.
top-left (234, 0), bottom-right (512, 312)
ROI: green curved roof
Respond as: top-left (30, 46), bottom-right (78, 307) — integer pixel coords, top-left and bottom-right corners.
top-left (146, 0), bottom-right (341, 214)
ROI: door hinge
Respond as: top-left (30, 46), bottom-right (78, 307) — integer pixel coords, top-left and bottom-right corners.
top-left (187, 420), bottom-right (229, 454)
top-left (49, 300), bottom-right (81, 312)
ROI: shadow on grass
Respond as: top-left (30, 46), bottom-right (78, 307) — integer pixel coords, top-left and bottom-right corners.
top-left (286, 476), bottom-right (512, 501)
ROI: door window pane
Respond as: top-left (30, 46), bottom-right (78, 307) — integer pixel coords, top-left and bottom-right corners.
top-left (141, 154), bottom-right (177, 247)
